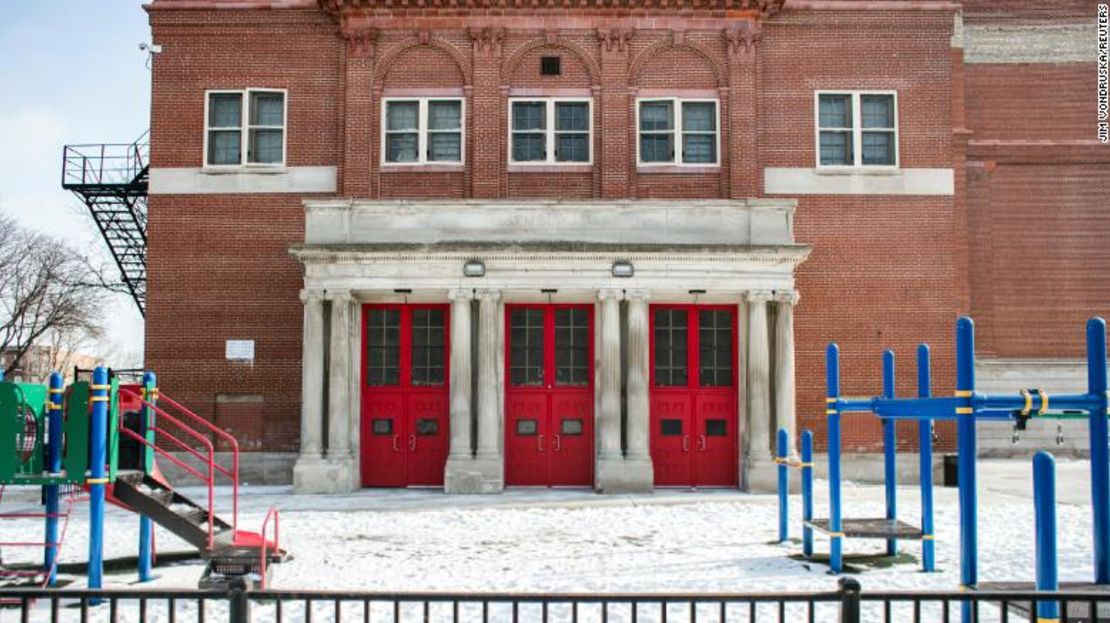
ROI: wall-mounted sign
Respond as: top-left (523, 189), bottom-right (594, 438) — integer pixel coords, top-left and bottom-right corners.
top-left (225, 340), bottom-right (255, 362)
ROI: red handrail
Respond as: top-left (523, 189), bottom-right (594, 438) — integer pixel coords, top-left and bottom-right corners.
top-left (259, 507), bottom-right (280, 590)
top-left (117, 389), bottom-right (225, 550)
top-left (152, 393), bottom-right (240, 535)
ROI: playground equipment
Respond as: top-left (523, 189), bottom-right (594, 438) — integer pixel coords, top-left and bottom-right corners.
top-left (778, 316), bottom-right (1110, 623)
top-left (0, 366), bottom-right (285, 592)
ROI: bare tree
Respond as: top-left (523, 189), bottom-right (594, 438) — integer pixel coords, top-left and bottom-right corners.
top-left (0, 212), bottom-right (117, 379)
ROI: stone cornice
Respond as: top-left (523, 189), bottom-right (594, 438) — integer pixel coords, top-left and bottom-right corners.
top-left (289, 244), bottom-right (812, 265)
top-left (319, 0), bottom-right (784, 16)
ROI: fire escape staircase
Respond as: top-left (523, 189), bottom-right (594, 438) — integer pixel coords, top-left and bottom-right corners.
top-left (61, 132), bottom-right (149, 316)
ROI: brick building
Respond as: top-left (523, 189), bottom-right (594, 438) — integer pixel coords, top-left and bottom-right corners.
top-left (140, 0), bottom-right (1107, 493)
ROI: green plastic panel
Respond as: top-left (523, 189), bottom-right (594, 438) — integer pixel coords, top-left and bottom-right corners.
top-left (63, 382), bottom-right (90, 482)
top-left (0, 382), bottom-right (47, 483)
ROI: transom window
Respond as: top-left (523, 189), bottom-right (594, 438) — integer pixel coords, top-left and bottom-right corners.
top-left (637, 99), bottom-right (719, 166)
top-left (653, 309), bottom-right (689, 387)
top-left (510, 309), bottom-right (546, 386)
top-left (366, 309), bottom-right (401, 386)
top-left (509, 98), bottom-right (592, 164)
top-left (698, 310), bottom-right (733, 387)
top-left (554, 308), bottom-right (589, 386)
top-left (410, 308), bottom-right (446, 386)
top-left (205, 89), bottom-right (286, 167)
top-left (816, 91), bottom-right (898, 167)
top-left (382, 98), bottom-right (464, 164)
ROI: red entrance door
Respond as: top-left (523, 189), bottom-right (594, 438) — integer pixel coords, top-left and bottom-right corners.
top-left (650, 305), bottom-right (738, 487)
top-left (360, 304), bottom-right (450, 487)
top-left (505, 305), bottom-right (594, 487)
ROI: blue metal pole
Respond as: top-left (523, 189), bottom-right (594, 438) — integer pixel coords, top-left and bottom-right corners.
top-left (827, 343), bottom-right (844, 574)
top-left (917, 344), bottom-right (936, 573)
top-left (777, 427), bottom-right (788, 543)
top-left (138, 371), bottom-right (156, 582)
top-left (1033, 451), bottom-right (1059, 623)
top-left (956, 317), bottom-right (977, 623)
top-left (88, 366), bottom-right (108, 599)
top-left (44, 371), bottom-right (64, 586)
top-left (882, 349), bottom-right (898, 557)
top-left (801, 430), bottom-right (814, 558)
top-left (1087, 318), bottom-right (1110, 585)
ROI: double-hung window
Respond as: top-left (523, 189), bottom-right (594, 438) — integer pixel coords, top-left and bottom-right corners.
top-left (637, 99), bottom-right (719, 166)
top-left (816, 91), bottom-right (898, 167)
top-left (205, 89), bottom-right (286, 167)
top-left (382, 98), bottom-right (464, 165)
top-left (509, 98), bottom-right (592, 164)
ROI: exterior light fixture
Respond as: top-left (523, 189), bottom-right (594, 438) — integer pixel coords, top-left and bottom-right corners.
top-left (611, 261), bottom-right (634, 278)
top-left (463, 260), bottom-right (485, 277)
top-left (688, 289), bottom-right (707, 295)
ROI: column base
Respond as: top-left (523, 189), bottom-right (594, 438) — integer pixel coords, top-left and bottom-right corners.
top-left (293, 454), bottom-right (359, 494)
top-left (743, 455), bottom-right (779, 493)
top-left (445, 456), bottom-right (503, 493)
top-left (595, 457), bottom-right (654, 493)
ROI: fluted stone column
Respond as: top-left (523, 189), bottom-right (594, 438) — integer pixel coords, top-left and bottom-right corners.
top-left (597, 289), bottom-right (623, 461)
top-left (745, 290), bottom-right (776, 492)
top-left (444, 289), bottom-right (485, 493)
top-left (293, 289), bottom-right (328, 492)
top-left (774, 291), bottom-right (799, 458)
top-left (625, 290), bottom-right (652, 464)
top-left (324, 290), bottom-right (359, 492)
top-left (469, 289), bottom-right (504, 491)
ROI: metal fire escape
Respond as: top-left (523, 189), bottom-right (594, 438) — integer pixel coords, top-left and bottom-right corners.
top-left (61, 132), bottom-right (149, 316)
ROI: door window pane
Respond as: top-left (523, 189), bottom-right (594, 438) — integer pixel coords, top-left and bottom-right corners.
top-left (653, 309), bottom-right (688, 387)
top-left (372, 419), bottom-right (393, 435)
top-left (555, 308), bottom-right (589, 386)
top-left (706, 419), bottom-right (727, 437)
top-left (516, 419), bottom-right (538, 436)
top-left (367, 309), bottom-right (401, 386)
top-left (698, 310), bottom-right (733, 387)
top-left (416, 419), bottom-right (439, 436)
top-left (510, 308), bottom-right (545, 386)
top-left (410, 308), bottom-right (446, 386)
top-left (561, 419), bottom-right (584, 435)
top-left (661, 419), bottom-right (683, 436)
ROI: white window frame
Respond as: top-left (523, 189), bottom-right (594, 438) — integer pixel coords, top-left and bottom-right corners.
top-left (635, 98), bottom-right (721, 167)
top-left (380, 97), bottom-right (466, 166)
top-left (203, 88), bottom-right (288, 169)
top-left (507, 97), bottom-right (594, 166)
top-left (814, 90), bottom-right (899, 170)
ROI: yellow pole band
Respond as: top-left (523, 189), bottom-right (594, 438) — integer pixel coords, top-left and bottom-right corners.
top-left (90, 384), bottom-right (111, 391)
top-left (955, 390), bottom-right (973, 398)
top-left (90, 396), bottom-right (110, 403)
top-left (829, 532), bottom-right (845, 538)
top-left (1038, 390), bottom-right (1049, 415)
top-left (956, 407), bottom-right (974, 415)
top-left (826, 409), bottom-right (837, 415)
top-left (85, 477), bottom-right (109, 485)
top-left (48, 389), bottom-right (64, 395)
top-left (826, 397), bottom-right (837, 403)
top-left (1021, 389), bottom-right (1033, 416)
top-left (922, 534), bottom-right (935, 540)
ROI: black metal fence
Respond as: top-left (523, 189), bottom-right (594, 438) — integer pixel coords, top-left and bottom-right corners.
top-left (2, 580), bottom-right (1108, 622)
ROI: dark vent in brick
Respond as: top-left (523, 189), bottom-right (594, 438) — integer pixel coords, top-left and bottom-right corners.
top-left (540, 56), bottom-right (561, 76)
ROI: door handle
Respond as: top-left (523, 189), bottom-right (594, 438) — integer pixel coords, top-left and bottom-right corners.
top-left (538, 434), bottom-right (544, 452)
top-left (682, 435), bottom-right (690, 452)
top-left (409, 433), bottom-right (417, 451)
top-left (554, 434), bottom-right (561, 452)
top-left (698, 434), bottom-right (707, 452)
top-left (392, 435), bottom-right (399, 452)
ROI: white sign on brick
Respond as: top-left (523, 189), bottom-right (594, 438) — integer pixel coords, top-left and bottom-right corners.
top-left (225, 340), bottom-right (255, 362)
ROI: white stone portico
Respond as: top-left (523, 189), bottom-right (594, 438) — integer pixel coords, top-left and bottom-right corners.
top-left (290, 199), bottom-right (810, 494)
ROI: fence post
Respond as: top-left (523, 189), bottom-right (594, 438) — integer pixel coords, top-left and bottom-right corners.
top-left (1033, 451), bottom-right (1059, 623)
top-left (917, 344), bottom-right (935, 573)
top-left (229, 580), bottom-right (251, 623)
top-left (801, 430), bottom-right (814, 558)
top-left (955, 317), bottom-right (978, 623)
top-left (837, 577), bottom-right (862, 623)
top-left (827, 343), bottom-right (844, 574)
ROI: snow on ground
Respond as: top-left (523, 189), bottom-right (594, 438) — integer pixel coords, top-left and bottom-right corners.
top-left (0, 459), bottom-right (1099, 621)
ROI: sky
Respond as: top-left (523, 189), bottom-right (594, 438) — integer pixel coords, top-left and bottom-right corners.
top-left (0, 1), bottom-right (152, 366)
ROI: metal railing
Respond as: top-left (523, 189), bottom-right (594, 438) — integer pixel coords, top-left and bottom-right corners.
top-left (3, 580), bottom-right (1110, 622)
top-left (60, 132), bottom-right (149, 189)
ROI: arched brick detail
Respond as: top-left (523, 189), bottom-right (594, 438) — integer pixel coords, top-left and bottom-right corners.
top-left (629, 40), bottom-right (725, 88)
top-left (502, 36), bottom-right (601, 87)
top-left (373, 36), bottom-right (472, 86)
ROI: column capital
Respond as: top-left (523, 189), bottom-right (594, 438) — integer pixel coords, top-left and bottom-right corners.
top-left (300, 288), bottom-right (325, 304)
top-left (327, 289), bottom-right (354, 303)
top-left (475, 288), bottom-right (501, 302)
top-left (625, 289), bottom-right (651, 303)
top-left (746, 289), bottom-right (774, 304)
top-left (723, 21), bottom-right (762, 58)
top-left (448, 288), bottom-right (475, 302)
top-left (597, 288), bottom-right (624, 302)
top-left (775, 290), bottom-right (800, 306)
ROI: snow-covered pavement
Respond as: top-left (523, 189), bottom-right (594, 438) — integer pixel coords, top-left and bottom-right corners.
top-left (0, 458), bottom-right (1099, 621)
